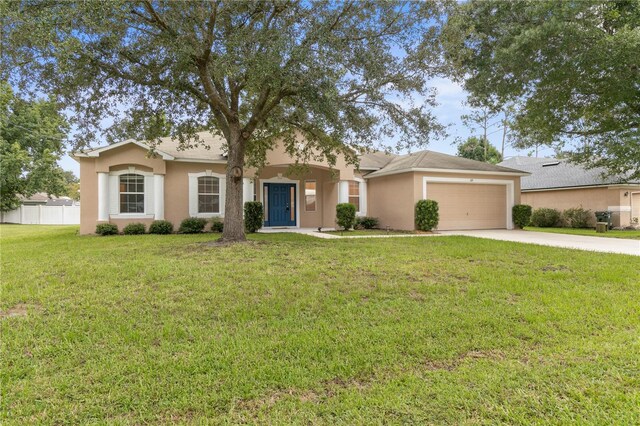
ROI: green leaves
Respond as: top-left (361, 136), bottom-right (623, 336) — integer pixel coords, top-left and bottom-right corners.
top-left (456, 136), bottom-right (502, 164)
top-left (444, 0), bottom-right (640, 180)
top-left (0, 82), bottom-right (69, 211)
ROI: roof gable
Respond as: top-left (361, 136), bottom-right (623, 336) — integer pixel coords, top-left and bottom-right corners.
top-left (365, 150), bottom-right (528, 178)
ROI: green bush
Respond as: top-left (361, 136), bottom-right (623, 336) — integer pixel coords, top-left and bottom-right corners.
top-left (211, 218), bottom-right (224, 233)
top-left (512, 204), bottom-right (532, 228)
top-left (415, 199), bottom-right (439, 231)
top-left (149, 220), bottom-right (173, 234)
top-left (95, 223), bottom-right (118, 236)
top-left (562, 207), bottom-right (594, 228)
top-left (178, 217), bottom-right (208, 234)
top-left (356, 216), bottom-right (379, 229)
top-left (123, 222), bottom-right (146, 235)
top-left (336, 203), bottom-right (357, 230)
top-left (530, 208), bottom-right (562, 227)
top-left (244, 201), bottom-right (264, 233)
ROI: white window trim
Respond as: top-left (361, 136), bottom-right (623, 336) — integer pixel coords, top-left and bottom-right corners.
top-left (422, 176), bottom-right (515, 230)
top-left (189, 171), bottom-right (226, 218)
top-left (340, 178), bottom-right (367, 216)
top-left (304, 180), bottom-right (317, 212)
top-left (109, 168), bottom-right (156, 219)
top-left (259, 177), bottom-right (300, 229)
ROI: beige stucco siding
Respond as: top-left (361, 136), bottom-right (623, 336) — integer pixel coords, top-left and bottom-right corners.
top-left (164, 161), bottom-right (226, 226)
top-left (366, 173), bottom-right (416, 230)
top-left (79, 158), bottom-right (99, 235)
top-left (95, 144), bottom-right (166, 174)
top-left (521, 186), bottom-right (640, 227)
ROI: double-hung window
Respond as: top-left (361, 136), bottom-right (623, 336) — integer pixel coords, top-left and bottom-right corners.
top-left (119, 174), bottom-right (145, 213)
top-left (198, 176), bottom-right (220, 213)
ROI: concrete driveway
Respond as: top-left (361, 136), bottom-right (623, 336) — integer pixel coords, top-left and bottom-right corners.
top-left (439, 229), bottom-right (640, 256)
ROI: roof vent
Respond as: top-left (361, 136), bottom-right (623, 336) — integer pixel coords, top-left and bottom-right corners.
top-left (542, 161), bottom-right (560, 167)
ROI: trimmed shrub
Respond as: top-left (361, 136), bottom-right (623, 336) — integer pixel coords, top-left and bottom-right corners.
top-left (336, 203), bottom-right (357, 230)
top-left (562, 207), bottom-right (594, 228)
top-left (149, 220), bottom-right (173, 234)
top-left (178, 217), bottom-right (208, 234)
top-left (95, 223), bottom-right (118, 236)
top-left (415, 199), bottom-right (439, 231)
top-left (356, 216), bottom-right (379, 229)
top-left (211, 218), bottom-right (224, 233)
top-left (530, 208), bottom-right (561, 227)
top-left (512, 204), bottom-right (532, 229)
top-left (244, 201), bottom-right (264, 233)
top-left (123, 222), bottom-right (146, 235)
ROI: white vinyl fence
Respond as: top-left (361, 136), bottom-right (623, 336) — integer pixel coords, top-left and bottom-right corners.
top-left (1, 205), bottom-right (80, 225)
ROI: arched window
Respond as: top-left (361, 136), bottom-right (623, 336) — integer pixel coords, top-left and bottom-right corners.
top-left (198, 176), bottom-right (220, 213)
top-left (119, 174), bottom-right (144, 213)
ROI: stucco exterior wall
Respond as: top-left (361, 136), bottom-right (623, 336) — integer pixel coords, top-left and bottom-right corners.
top-left (95, 144), bottom-right (166, 174)
top-left (521, 186), bottom-right (640, 227)
top-left (79, 158), bottom-right (99, 235)
top-left (264, 139), bottom-right (356, 181)
top-left (164, 161), bottom-right (227, 226)
top-left (366, 173), bottom-right (416, 230)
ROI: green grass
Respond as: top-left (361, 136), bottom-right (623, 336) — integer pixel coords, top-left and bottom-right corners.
top-left (2, 225), bottom-right (640, 424)
top-left (526, 226), bottom-right (640, 240)
top-left (322, 229), bottom-right (417, 236)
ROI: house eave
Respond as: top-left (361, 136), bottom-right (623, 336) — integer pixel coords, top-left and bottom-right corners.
top-left (72, 140), bottom-right (175, 161)
top-left (523, 183), bottom-right (640, 192)
top-left (365, 167), bottom-right (530, 179)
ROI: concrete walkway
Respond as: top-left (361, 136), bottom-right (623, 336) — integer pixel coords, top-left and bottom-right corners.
top-left (439, 229), bottom-right (640, 256)
top-left (257, 227), bottom-right (442, 240)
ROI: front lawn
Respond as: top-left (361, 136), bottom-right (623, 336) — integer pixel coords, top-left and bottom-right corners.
top-left (2, 225), bottom-right (639, 424)
top-left (525, 226), bottom-right (640, 240)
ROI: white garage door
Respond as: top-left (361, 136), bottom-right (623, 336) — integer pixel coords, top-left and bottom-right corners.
top-left (426, 183), bottom-right (507, 230)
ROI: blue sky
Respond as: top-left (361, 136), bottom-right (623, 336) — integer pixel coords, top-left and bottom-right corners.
top-left (57, 77), bottom-right (554, 176)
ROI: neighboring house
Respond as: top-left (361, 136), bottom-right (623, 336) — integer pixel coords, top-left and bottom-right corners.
top-left (73, 132), bottom-right (527, 234)
top-left (499, 157), bottom-right (640, 227)
top-left (20, 193), bottom-right (77, 206)
top-left (2, 193), bottom-right (80, 225)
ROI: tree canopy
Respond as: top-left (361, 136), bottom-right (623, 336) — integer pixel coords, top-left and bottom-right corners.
top-left (456, 136), bottom-right (502, 164)
top-left (4, 1), bottom-right (449, 240)
top-left (444, 0), bottom-right (640, 180)
top-left (0, 82), bottom-right (69, 212)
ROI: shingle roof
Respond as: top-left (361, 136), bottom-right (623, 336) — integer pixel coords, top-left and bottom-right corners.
top-left (75, 131), bottom-right (228, 161)
top-left (150, 131), bottom-right (227, 161)
top-left (358, 151), bottom-right (397, 170)
top-left (365, 150), bottom-right (527, 177)
top-left (498, 156), bottom-right (639, 190)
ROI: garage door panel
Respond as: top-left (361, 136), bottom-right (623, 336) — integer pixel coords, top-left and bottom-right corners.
top-left (427, 183), bottom-right (506, 230)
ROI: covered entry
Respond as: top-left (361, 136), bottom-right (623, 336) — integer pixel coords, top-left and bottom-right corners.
top-left (423, 177), bottom-right (514, 230)
top-left (263, 182), bottom-right (297, 227)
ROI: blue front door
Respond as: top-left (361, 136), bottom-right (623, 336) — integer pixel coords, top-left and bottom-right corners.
top-left (265, 183), bottom-right (296, 227)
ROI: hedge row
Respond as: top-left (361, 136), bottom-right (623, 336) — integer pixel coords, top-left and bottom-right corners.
top-left (95, 202), bottom-right (266, 236)
top-left (512, 205), bottom-right (596, 228)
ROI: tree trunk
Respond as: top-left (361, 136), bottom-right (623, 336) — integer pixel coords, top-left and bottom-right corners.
top-left (220, 131), bottom-right (247, 242)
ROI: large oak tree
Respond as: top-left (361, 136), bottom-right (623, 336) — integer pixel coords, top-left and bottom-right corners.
top-left (3, 1), bottom-right (448, 241)
top-left (444, 0), bottom-right (640, 180)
